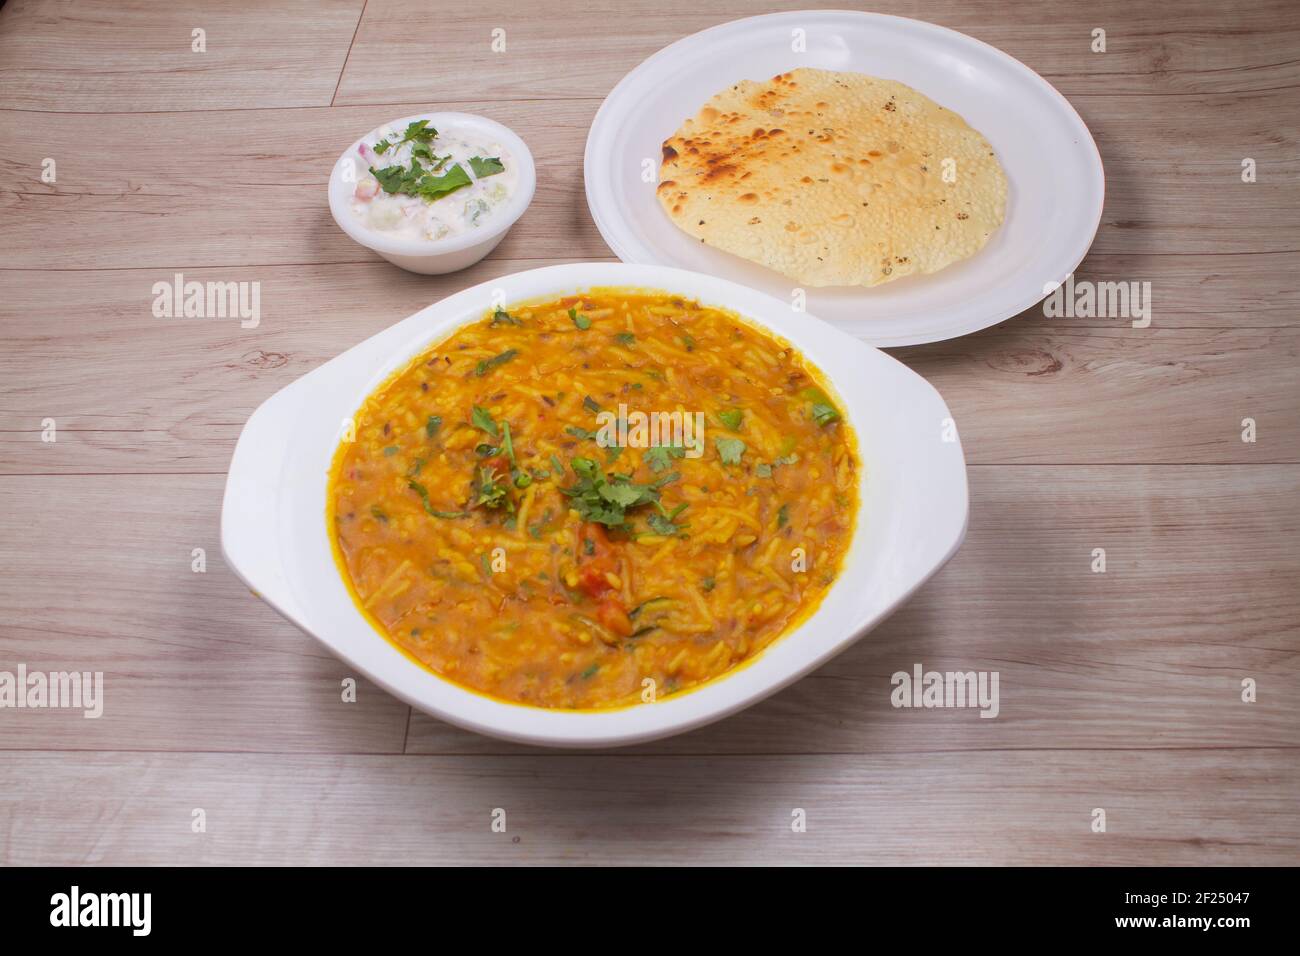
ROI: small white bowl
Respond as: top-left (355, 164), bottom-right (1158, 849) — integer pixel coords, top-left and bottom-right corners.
top-left (328, 111), bottom-right (536, 275)
top-left (221, 263), bottom-right (968, 748)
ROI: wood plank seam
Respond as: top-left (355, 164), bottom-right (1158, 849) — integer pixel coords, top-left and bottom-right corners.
top-left (330, 0), bottom-right (369, 108)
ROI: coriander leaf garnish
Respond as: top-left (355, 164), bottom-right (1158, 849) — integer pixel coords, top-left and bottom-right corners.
top-left (489, 307), bottom-right (521, 327)
top-left (559, 457), bottom-right (674, 531)
top-left (473, 464), bottom-right (513, 512)
top-left (582, 395), bottom-right (601, 414)
top-left (403, 120), bottom-right (437, 142)
top-left (717, 408), bottom-right (743, 431)
top-left (369, 158), bottom-right (472, 202)
top-left (715, 437), bottom-right (746, 465)
top-left (475, 348), bottom-right (518, 377)
top-left (800, 386), bottom-right (841, 426)
top-left (777, 503), bottom-right (790, 528)
top-left (501, 421), bottom-right (516, 466)
top-left (613, 332), bottom-right (636, 347)
top-left (415, 163), bottom-right (472, 201)
top-left (499, 421), bottom-right (531, 489)
top-left (643, 443), bottom-right (685, 473)
top-left (646, 500), bottom-right (690, 537)
top-left (600, 481), bottom-right (647, 508)
top-left (755, 451), bottom-right (797, 478)
top-left (468, 156), bottom-right (505, 177)
top-left (645, 513), bottom-right (678, 535)
top-left (373, 120), bottom-right (438, 156)
top-left (369, 164), bottom-right (413, 195)
top-left (411, 147), bottom-right (449, 170)
top-left (407, 479), bottom-right (466, 519)
top-left (471, 404), bottom-right (500, 438)
top-left (629, 596), bottom-right (671, 619)
top-left (811, 402), bottom-right (840, 426)
top-left (527, 507), bottom-right (554, 540)
top-left (568, 307), bottom-right (592, 330)
top-left (425, 414), bottom-right (442, 438)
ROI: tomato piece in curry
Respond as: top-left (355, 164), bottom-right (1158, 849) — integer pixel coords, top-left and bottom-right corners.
top-left (327, 290), bottom-right (858, 709)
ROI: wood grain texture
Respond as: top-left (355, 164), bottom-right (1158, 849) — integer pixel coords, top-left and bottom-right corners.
top-left (0, 473), bottom-right (410, 754)
top-left (2, 267), bottom-right (1296, 470)
top-left (1, 467), bottom-right (1293, 755)
top-left (0, 102), bottom-right (603, 270)
top-left (3, 89), bottom-right (1295, 271)
top-left (0, 0), bottom-right (366, 112)
top-left (333, 0), bottom-right (1300, 103)
top-left (0, 0), bottom-right (1297, 866)
top-left (2, 749), bottom-right (1295, 865)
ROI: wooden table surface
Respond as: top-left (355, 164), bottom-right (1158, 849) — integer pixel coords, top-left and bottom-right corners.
top-left (2, 0), bottom-right (1297, 866)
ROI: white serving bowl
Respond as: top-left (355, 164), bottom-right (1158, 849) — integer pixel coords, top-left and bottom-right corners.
top-left (327, 111), bottom-right (536, 275)
top-left (221, 263), bottom-right (968, 748)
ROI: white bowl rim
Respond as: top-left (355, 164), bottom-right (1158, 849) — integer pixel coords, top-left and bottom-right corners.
top-left (327, 110), bottom-right (537, 259)
top-left (221, 262), bottom-right (968, 748)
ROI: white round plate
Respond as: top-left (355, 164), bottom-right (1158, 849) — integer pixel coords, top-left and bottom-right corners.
top-left (584, 11), bottom-right (1105, 347)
